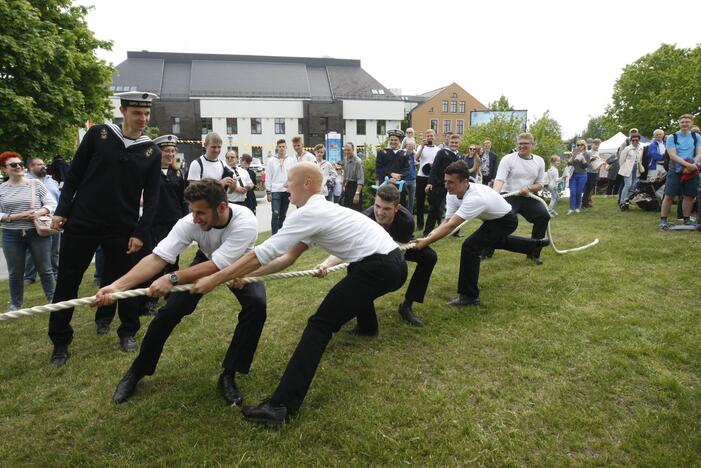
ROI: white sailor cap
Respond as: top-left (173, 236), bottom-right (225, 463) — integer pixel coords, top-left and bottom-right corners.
top-left (153, 134), bottom-right (178, 147)
top-left (387, 129), bottom-right (405, 139)
top-left (115, 91), bottom-right (158, 108)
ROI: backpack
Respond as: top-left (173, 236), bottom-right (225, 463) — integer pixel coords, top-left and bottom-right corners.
top-left (663, 131), bottom-right (699, 172)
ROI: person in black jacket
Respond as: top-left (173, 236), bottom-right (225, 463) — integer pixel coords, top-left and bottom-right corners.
top-left (375, 129), bottom-right (410, 205)
top-left (424, 134), bottom-right (462, 236)
top-left (364, 185), bottom-right (436, 327)
top-left (48, 91), bottom-right (162, 365)
top-left (480, 140), bottom-right (498, 185)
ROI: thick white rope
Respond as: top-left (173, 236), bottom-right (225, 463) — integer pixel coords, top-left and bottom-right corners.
top-left (0, 191), bottom-right (594, 322)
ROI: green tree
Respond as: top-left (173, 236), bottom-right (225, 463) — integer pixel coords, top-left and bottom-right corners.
top-left (489, 95), bottom-right (514, 111)
top-left (528, 111), bottom-right (564, 157)
top-left (607, 43), bottom-right (701, 136)
top-left (581, 114), bottom-right (620, 140)
top-left (460, 115), bottom-right (523, 157)
top-left (0, 0), bottom-right (113, 159)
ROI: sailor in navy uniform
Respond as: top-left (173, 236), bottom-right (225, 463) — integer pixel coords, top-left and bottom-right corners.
top-left (48, 91), bottom-right (162, 365)
top-left (375, 129), bottom-right (410, 206)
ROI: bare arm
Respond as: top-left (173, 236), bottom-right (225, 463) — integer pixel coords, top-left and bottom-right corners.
top-left (245, 242), bottom-right (309, 278)
top-left (414, 214), bottom-right (465, 250)
top-left (492, 179), bottom-right (504, 192)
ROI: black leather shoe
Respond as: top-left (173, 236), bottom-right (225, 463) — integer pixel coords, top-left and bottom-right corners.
top-left (96, 322), bottom-right (110, 335)
top-left (346, 325), bottom-right (378, 337)
top-left (112, 368), bottom-right (143, 404)
top-left (218, 372), bottom-right (243, 406)
top-left (242, 399), bottom-right (287, 427)
top-left (50, 345), bottom-right (70, 366)
top-left (446, 295), bottom-right (480, 306)
top-left (527, 255), bottom-right (544, 265)
top-left (398, 303), bottom-right (424, 327)
top-left (119, 336), bottom-right (138, 353)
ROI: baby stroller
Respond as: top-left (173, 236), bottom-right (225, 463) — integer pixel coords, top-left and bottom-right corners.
top-left (620, 172), bottom-right (666, 211)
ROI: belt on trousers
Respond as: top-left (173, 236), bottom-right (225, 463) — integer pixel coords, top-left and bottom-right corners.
top-left (356, 248), bottom-right (402, 264)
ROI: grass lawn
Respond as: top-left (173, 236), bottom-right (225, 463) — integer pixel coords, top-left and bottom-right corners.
top-left (1, 196), bottom-right (700, 466)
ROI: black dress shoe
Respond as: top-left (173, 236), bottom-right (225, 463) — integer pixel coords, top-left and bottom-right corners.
top-left (50, 345), bottom-right (70, 366)
top-left (527, 255), bottom-right (544, 266)
top-left (398, 303), bottom-right (424, 327)
top-left (112, 368), bottom-right (143, 404)
top-left (218, 372), bottom-right (243, 406)
top-left (346, 325), bottom-right (378, 337)
top-left (446, 295), bottom-right (480, 306)
top-left (119, 336), bottom-right (138, 353)
top-left (242, 399), bottom-right (287, 427)
top-left (96, 322), bottom-right (110, 335)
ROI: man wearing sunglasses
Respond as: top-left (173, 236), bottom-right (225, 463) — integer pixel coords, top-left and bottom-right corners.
top-left (48, 91), bottom-right (162, 366)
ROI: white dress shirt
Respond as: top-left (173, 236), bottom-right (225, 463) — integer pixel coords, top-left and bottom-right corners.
top-left (265, 156), bottom-right (296, 193)
top-left (227, 165), bottom-right (253, 203)
top-left (254, 194), bottom-right (398, 264)
top-left (153, 204), bottom-right (257, 270)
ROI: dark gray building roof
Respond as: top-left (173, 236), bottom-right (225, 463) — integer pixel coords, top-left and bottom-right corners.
top-left (111, 51), bottom-right (401, 101)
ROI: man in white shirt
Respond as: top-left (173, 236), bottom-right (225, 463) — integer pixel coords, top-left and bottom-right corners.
top-left (93, 179), bottom-right (267, 406)
top-left (191, 162), bottom-right (407, 426)
top-left (265, 139), bottom-right (296, 234)
top-left (414, 161), bottom-right (548, 306)
top-left (415, 129), bottom-right (440, 230)
top-left (225, 150), bottom-right (254, 207)
top-left (187, 132), bottom-right (236, 189)
top-left (490, 132), bottom-right (549, 265)
top-left (291, 135), bottom-right (316, 163)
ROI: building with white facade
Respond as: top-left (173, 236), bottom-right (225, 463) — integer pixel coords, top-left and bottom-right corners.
top-left (110, 51), bottom-right (405, 163)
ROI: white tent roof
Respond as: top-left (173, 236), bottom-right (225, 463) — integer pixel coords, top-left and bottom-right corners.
top-left (598, 132), bottom-right (627, 155)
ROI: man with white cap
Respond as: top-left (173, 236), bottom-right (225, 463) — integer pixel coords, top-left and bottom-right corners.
top-left (48, 91), bottom-right (162, 365)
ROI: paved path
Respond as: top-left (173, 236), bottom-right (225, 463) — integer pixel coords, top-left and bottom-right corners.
top-left (0, 197), bottom-right (290, 281)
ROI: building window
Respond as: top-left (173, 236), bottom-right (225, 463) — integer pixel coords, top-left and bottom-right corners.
top-left (274, 118), bottom-right (285, 134)
top-left (428, 107), bottom-right (434, 113)
top-left (298, 118), bottom-right (304, 134)
top-left (459, 101), bottom-right (466, 113)
top-left (442, 100), bottom-right (448, 112)
top-left (443, 119), bottom-right (451, 134)
top-left (318, 117), bottom-right (328, 134)
top-left (376, 120), bottom-right (386, 136)
top-left (201, 118), bottom-right (213, 135)
top-left (430, 119), bottom-right (438, 131)
top-left (456, 120), bottom-right (464, 135)
top-left (171, 116), bottom-right (180, 134)
top-left (450, 101), bottom-right (457, 113)
top-left (250, 118), bottom-right (262, 135)
top-left (451, 92), bottom-right (458, 98)
top-left (252, 146), bottom-right (263, 159)
top-left (226, 118), bottom-right (237, 135)
top-left (356, 119), bottom-right (366, 135)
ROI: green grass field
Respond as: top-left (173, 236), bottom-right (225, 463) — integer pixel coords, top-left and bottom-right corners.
top-left (1, 196), bottom-right (700, 466)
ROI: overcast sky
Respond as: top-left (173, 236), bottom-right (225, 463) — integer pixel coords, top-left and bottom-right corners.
top-left (79, 0), bottom-right (701, 138)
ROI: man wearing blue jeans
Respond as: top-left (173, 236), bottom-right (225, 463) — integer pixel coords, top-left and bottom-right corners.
top-left (660, 114), bottom-right (701, 227)
top-left (265, 139), bottom-right (295, 234)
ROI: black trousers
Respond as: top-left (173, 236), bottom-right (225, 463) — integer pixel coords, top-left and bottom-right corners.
top-left (424, 185), bottom-right (447, 236)
top-left (270, 249), bottom-right (407, 412)
top-left (137, 222), bottom-right (180, 311)
top-left (342, 181), bottom-right (362, 211)
top-left (606, 175), bottom-right (623, 195)
top-left (415, 177), bottom-right (429, 228)
top-left (131, 250), bottom-right (267, 376)
top-left (582, 173), bottom-right (600, 206)
top-left (49, 230), bottom-right (139, 346)
top-left (459, 213), bottom-right (538, 299)
top-left (483, 195), bottom-right (550, 258)
top-left (403, 246), bottom-right (437, 303)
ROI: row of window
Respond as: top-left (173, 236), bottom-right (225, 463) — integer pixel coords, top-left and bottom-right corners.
top-left (193, 117), bottom-right (390, 136)
top-left (429, 119), bottom-right (465, 134)
top-left (439, 100), bottom-right (467, 113)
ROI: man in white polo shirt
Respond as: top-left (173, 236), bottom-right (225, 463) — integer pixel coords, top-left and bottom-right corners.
top-left (414, 161), bottom-right (548, 306)
top-left (291, 135), bottom-right (316, 163)
top-left (191, 162), bottom-right (407, 426)
top-left (266, 139), bottom-right (296, 234)
top-left (93, 179), bottom-right (267, 406)
top-left (488, 132), bottom-right (549, 265)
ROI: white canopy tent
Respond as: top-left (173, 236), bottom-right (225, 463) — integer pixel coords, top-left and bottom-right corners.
top-left (597, 132), bottom-right (627, 156)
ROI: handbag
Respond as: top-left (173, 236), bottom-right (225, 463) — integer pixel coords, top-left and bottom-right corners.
top-left (30, 180), bottom-right (59, 237)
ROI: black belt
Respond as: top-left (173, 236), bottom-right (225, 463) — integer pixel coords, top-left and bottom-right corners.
top-left (358, 247), bottom-right (402, 263)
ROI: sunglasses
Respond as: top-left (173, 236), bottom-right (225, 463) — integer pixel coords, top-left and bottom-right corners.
top-left (7, 162), bottom-right (24, 168)
top-left (576, 144), bottom-right (585, 147)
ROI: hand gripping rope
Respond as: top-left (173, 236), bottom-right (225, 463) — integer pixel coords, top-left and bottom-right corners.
top-left (0, 191), bottom-right (596, 322)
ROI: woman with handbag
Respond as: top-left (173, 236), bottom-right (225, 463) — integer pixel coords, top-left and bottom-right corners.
top-left (0, 151), bottom-right (57, 311)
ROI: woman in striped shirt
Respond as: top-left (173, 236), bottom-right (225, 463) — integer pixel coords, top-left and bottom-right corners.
top-left (0, 151), bottom-right (56, 311)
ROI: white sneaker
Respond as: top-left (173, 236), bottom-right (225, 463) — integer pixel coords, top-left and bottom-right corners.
top-left (575, 208), bottom-right (581, 213)
top-left (567, 210), bottom-right (574, 215)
